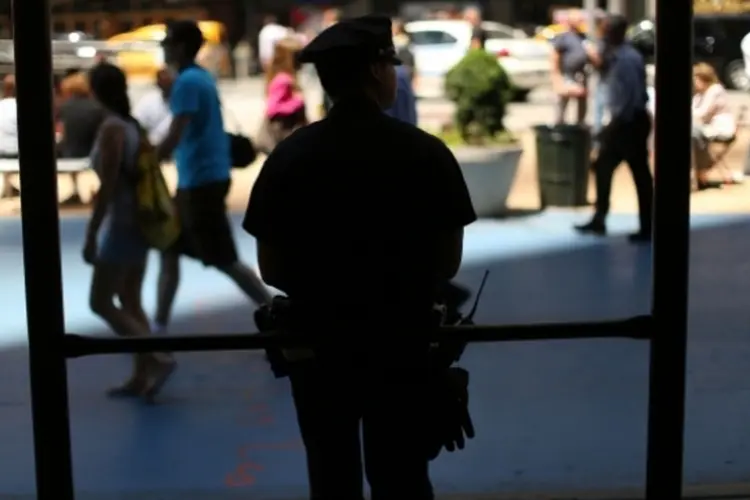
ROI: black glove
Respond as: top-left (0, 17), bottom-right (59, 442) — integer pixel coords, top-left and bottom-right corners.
top-left (425, 366), bottom-right (475, 460)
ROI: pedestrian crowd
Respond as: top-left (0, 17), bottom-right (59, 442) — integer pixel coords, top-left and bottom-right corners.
top-left (0, 15), bottom-right (478, 498)
top-left (3, 9), bottom-right (729, 499)
top-left (551, 10), bottom-right (744, 243)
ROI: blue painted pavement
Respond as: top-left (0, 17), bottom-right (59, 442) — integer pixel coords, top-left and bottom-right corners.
top-left (0, 211), bottom-right (748, 497)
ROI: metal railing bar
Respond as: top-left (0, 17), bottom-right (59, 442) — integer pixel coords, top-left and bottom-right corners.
top-left (64, 315), bottom-right (652, 358)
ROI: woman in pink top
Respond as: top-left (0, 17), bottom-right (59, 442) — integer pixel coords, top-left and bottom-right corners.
top-left (259, 38), bottom-right (308, 153)
top-left (692, 63), bottom-right (737, 188)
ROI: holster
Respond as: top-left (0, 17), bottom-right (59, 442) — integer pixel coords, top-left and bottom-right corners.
top-left (424, 282), bottom-right (475, 460)
top-left (254, 296), bottom-right (297, 378)
top-left (254, 286), bottom-right (476, 459)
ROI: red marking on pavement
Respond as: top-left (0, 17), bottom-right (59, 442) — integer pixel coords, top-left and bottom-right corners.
top-left (226, 379), bottom-right (300, 486)
top-left (224, 462), bottom-right (263, 487)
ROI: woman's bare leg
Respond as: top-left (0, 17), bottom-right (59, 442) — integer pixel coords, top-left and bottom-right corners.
top-left (90, 263), bottom-right (160, 397)
top-left (118, 261), bottom-right (176, 402)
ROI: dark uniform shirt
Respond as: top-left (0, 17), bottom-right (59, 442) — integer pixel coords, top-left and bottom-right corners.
top-left (244, 15), bottom-right (477, 323)
top-left (243, 17), bottom-right (475, 496)
top-left (606, 43), bottom-right (648, 121)
top-left (243, 99), bottom-right (476, 321)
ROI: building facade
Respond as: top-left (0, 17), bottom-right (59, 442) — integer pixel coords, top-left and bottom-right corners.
top-left (0, 0), bottom-right (747, 40)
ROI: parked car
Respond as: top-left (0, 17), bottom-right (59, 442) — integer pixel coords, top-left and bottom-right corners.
top-left (0, 31), bottom-right (100, 75)
top-left (405, 20), bottom-right (551, 100)
top-left (629, 14), bottom-right (750, 90)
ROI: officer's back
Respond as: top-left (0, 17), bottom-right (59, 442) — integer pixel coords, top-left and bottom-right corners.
top-left (242, 15), bottom-right (476, 499)
top-left (244, 18), bottom-right (475, 327)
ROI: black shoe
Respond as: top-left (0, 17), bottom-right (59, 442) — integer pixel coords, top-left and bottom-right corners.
top-left (574, 220), bottom-right (607, 236)
top-left (628, 231), bottom-right (652, 243)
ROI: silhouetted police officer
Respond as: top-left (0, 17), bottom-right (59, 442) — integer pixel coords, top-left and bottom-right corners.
top-left (242, 15), bottom-right (477, 500)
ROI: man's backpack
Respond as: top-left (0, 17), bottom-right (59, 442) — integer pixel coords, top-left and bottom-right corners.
top-left (134, 129), bottom-right (180, 250)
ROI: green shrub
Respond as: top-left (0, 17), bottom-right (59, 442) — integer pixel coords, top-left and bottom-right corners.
top-left (444, 49), bottom-right (513, 144)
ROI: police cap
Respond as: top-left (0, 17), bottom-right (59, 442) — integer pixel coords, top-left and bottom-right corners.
top-left (298, 15), bottom-right (402, 66)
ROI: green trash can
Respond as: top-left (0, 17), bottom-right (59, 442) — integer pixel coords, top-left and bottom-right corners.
top-left (534, 124), bottom-right (591, 208)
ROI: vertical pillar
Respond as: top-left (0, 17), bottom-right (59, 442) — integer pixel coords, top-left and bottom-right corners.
top-left (11, 0), bottom-right (74, 499)
top-left (644, 0), bottom-right (692, 497)
top-left (607, 0), bottom-right (624, 14)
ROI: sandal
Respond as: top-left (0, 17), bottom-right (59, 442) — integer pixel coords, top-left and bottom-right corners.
top-left (106, 379), bottom-right (145, 398)
top-left (142, 355), bottom-right (177, 405)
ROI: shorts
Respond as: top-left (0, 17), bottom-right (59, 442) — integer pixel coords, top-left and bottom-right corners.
top-left (171, 179), bottom-right (238, 267)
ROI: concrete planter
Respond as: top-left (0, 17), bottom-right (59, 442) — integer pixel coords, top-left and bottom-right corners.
top-left (451, 145), bottom-right (523, 217)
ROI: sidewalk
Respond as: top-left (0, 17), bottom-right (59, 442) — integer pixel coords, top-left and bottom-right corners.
top-left (506, 131), bottom-right (750, 215)
top-left (0, 129), bottom-right (748, 218)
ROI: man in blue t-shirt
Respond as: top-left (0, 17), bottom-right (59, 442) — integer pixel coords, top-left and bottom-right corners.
top-left (154, 20), bottom-right (272, 334)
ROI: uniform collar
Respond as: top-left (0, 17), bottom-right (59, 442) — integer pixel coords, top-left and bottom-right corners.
top-left (327, 96), bottom-right (382, 117)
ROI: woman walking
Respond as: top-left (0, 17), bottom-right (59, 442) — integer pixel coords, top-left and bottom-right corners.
top-left (83, 62), bottom-right (175, 403)
top-left (258, 37), bottom-right (308, 153)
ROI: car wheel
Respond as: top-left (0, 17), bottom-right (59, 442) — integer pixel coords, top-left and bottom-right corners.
top-left (510, 88), bottom-right (531, 102)
top-left (725, 59), bottom-right (750, 91)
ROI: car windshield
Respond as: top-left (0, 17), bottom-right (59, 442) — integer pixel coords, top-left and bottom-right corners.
top-left (483, 28), bottom-right (513, 39)
top-left (409, 30), bottom-right (458, 45)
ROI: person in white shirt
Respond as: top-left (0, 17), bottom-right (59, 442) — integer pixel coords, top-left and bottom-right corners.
top-left (258, 15), bottom-right (290, 73)
top-left (692, 62), bottom-right (737, 189)
top-left (0, 74), bottom-right (18, 157)
top-left (741, 31), bottom-right (750, 83)
top-left (133, 68), bottom-right (174, 146)
top-left (0, 74), bottom-right (18, 198)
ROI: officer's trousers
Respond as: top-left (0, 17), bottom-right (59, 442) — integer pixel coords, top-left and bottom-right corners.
top-left (289, 348), bottom-right (434, 500)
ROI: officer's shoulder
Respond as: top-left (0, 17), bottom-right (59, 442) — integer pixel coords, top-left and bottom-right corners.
top-left (263, 120), bottom-right (326, 167)
top-left (383, 114), bottom-right (453, 153)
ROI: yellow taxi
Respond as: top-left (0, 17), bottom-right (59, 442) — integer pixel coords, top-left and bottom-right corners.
top-left (107, 21), bottom-right (230, 79)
